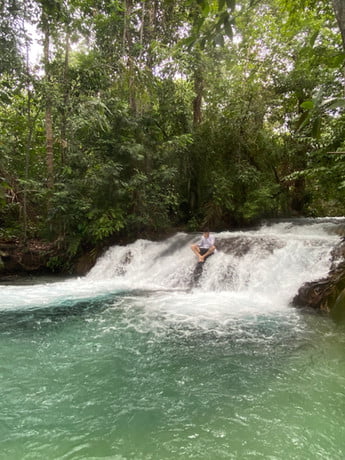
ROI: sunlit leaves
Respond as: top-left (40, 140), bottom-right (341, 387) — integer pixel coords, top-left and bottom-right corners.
top-left (3, 0), bottom-right (345, 246)
top-left (190, 0), bottom-right (236, 48)
top-left (87, 208), bottom-right (125, 240)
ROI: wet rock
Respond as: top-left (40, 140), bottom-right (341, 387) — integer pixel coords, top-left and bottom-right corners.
top-left (74, 245), bottom-right (111, 276)
top-left (331, 288), bottom-right (345, 322)
top-left (216, 236), bottom-right (284, 257)
top-left (292, 238), bottom-right (345, 318)
top-left (0, 239), bottom-right (56, 278)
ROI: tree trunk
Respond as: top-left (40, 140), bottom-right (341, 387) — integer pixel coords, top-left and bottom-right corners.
top-left (333, 0), bottom-right (345, 51)
top-left (123, 0), bottom-right (137, 114)
top-left (23, 18), bottom-right (33, 242)
top-left (24, 99), bottom-right (33, 240)
top-left (139, 0), bottom-right (145, 63)
top-left (146, 0), bottom-right (158, 69)
top-left (193, 70), bottom-right (204, 126)
top-left (60, 29), bottom-right (70, 165)
top-left (43, 24), bottom-right (54, 189)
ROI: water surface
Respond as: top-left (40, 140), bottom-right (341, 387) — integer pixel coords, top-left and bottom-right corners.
top-left (1, 220), bottom-right (345, 459)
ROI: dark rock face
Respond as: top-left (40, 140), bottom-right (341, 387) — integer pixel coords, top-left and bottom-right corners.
top-left (292, 238), bottom-right (345, 317)
top-left (0, 239), bottom-right (56, 279)
top-left (216, 236), bottom-right (284, 257)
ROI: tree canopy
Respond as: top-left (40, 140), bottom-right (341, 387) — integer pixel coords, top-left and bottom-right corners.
top-left (1, 0), bottom-right (345, 269)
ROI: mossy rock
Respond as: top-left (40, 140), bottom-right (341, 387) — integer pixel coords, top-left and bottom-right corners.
top-left (331, 288), bottom-right (345, 323)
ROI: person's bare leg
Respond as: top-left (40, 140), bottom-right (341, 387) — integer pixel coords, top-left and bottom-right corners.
top-left (191, 244), bottom-right (203, 262)
top-left (199, 246), bottom-right (215, 263)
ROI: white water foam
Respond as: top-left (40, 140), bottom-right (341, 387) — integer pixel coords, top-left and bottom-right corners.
top-left (88, 220), bottom-right (339, 299)
top-left (0, 220), bottom-right (342, 316)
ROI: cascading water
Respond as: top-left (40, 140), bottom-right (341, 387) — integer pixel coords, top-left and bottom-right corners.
top-left (87, 221), bottom-right (338, 297)
top-left (1, 219), bottom-right (345, 459)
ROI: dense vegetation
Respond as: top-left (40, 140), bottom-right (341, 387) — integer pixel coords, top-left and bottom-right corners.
top-left (1, 0), bottom-right (345, 269)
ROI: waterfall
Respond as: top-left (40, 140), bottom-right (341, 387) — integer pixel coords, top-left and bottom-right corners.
top-left (1, 219), bottom-right (343, 311)
top-left (87, 220), bottom-right (341, 299)
top-left (2, 219), bottom-right (345, 460)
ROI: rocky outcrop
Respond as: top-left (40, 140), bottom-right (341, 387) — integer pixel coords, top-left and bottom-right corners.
top-left (0, 238), bottom-right (106, 280)
top-left (73, 249), bottom-right (103, 276)
top-left (292, 238), bottom-right (345, 321)
top-left (216, 235), bottom-right (284, 256)
top-left (0, 239), bottom-right (57, 279)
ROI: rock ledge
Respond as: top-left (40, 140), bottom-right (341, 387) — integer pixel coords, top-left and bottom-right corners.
top-left (292, 238), bottom-right (345, 320)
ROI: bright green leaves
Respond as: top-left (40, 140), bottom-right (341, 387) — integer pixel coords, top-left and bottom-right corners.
top-left (189, 0), bottom-right (236, 48)
top-left (126, 166), bottom-right (180, 231)
top-left (87, 208), bottom-right (125, 241)
top-left (300, 100), bottom-right (315, 110)
top-left (298, 95), bottom-right (345, 139)
top-left (196, 0), bottom-right (212, 15)
top-left (195, 0), bottom-right (235, 14)
top-left (3, 0), bottom-right (345, 249)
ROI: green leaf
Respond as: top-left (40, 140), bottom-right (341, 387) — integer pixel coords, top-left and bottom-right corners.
top-left (226, 0), bottom-right (236, 10)
top-left (300, 100), bottom-right (314, 110)
top-left (320, 98), bottom-right (345, 110)
top-left (327, 52), bottom-right (345, 68)
top-left (311, 117), bottom-right (321, 139)
top-left (180, 36), bottom-right (197, 50)
top-left (295, 111), bottom-right (311, 132)
top-left (218, 0), bottom-right (226, 11)
top-left (309, 30), bottom-right (319, 47)
top-left (196, 0), bottom-right (210, 15)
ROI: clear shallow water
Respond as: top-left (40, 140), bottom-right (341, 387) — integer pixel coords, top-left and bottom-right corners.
top-left (1, 220), bottom-right (345, 459)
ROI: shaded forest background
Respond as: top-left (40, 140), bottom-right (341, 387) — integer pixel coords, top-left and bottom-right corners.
top-left (1, 0), bottom-right (345, 270)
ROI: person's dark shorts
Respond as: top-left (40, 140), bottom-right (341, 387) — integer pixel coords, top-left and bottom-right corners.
top-left (199, 247), bottom-right (214, 259)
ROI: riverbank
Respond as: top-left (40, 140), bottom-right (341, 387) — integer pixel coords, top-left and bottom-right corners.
top-left (0, 227), bottom-right (186, 281)
top-left (0, 238), bottom-right (56, 280)
top-left (293, 236), bottom-right (345, 321)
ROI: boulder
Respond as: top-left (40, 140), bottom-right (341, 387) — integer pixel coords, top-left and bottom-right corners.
top-left (292, 238), bottom-right (345, 320)
top-left (331, 288), bottom-right (345, 322)
top-left (74, 249), bottom-right (103, 276)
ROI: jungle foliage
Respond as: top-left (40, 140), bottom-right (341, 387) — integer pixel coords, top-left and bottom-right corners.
top-left (1, 0), bottom-right (345, 267)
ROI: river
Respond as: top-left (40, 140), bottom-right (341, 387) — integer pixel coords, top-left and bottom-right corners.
top-left (1, 219), bottom-right (345, 459)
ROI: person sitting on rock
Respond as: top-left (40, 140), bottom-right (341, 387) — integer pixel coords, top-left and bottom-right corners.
top-left (191, 228), bottom-right (216, 263)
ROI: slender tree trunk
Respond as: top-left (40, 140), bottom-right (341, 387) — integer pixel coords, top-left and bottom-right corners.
top-left (43, 22), bottom-right (54, 189)
top-left (332, 0), bottom-right (345, 95)
top-left (146, 0), bottom-right (158, 70)
top-left (333, 0), bottom-right (345, 51)
top-left (128, 59), bottom-right (137, 114)
top-left (23, 17), bottom-right (33, 242)
top-left (139, 0), bottom-right (145, 63)
top-left (123, 0), bottom-right (137, 113)
top-left (193, 70), bottom-right (204, 126)
top-left (23, 88), bottom-right (33, 241)
top-left (61, 29), bottom-right (70, 165)
top-left (122, 0), bottom-right (127, 56)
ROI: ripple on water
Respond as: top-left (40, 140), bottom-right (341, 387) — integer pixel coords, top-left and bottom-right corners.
top-left (0, 289), bottom-right (344, 459)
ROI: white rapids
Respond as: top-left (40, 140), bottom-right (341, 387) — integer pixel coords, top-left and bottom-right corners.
top-left (1, 219), bottom-right (343, 319)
